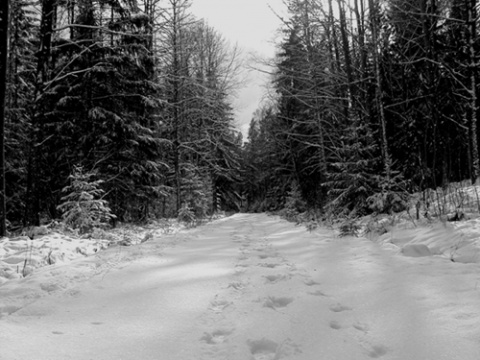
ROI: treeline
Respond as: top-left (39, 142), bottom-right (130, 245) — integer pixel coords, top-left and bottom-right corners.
top-left (3, 0), bottom-right (244, 231)
top-left (2, 0), bottom-right (480, 232)
top-left (242, 0), bottom-right (480, 217)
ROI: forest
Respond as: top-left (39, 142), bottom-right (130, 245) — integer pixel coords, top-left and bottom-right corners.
top-left (0, 0), bottom-right (479, 236)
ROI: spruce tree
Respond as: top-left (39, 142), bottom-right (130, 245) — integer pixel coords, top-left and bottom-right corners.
top-left (0, 0), bottom-right (8, 235)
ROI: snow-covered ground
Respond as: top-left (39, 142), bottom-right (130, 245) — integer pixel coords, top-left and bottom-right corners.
top-left (1, 213), bottom-right (480, 359)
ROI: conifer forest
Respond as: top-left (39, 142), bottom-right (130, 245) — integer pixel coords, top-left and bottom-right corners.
top-left (0, 0), bottom-right (479, 235)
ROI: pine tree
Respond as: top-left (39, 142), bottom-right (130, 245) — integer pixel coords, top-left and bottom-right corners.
top-left (242, 106), bottom-right (287, 212)
top-left (0, 0), bottom-right (9, 235)
top-left (158, 15), bottom-right (242, 216)
top-left (57, 166), bottom-right (115, 233)
top-left (325, 118), bottom-right (381, 217)
top-left (2, 1), bottom-right (38, 227)
top-left (24, 0), bottom-right (167, 222)
top-left (380, 0), bottom-right (480, 190)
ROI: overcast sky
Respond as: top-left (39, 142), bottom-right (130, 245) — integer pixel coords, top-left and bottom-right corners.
top-left (189, 0), bottom-right (285, 137)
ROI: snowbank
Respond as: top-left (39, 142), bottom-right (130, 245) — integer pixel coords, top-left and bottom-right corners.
top-left (0, 233), bottom-right (110, 284)
top-left (366, 216), bottom-right (480, 264)
top-left (0, 220), bottom-right (182, 288)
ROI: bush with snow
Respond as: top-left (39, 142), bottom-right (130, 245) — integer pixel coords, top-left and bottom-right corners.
top-left (338, 219), bottom-right (361, 237)
top-left (178, 203), bottom-right (196, 227)
top-left (57, 166), bottom-right (116, 234)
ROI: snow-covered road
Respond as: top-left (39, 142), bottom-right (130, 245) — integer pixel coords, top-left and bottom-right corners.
top-left (1, 213), bottom-right (480, 359)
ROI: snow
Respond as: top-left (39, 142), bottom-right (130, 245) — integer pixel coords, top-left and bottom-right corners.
top-left (1, 213), bottom-right (480, 359)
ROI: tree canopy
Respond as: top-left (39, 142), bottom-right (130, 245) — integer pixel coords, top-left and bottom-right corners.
top-left (2, 0), bottom-right (480, 233)
top-left (242, 0), bottom-right (480, 217)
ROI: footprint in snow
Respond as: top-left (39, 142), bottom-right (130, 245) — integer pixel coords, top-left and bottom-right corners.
top-left (263, 296), bottom-right (294, 309)
top-left (40, 282), bottom-right (62, 293)
top-left (304, 279), bottom-right (320, 286)
top-left (366, 344), bottom-right (388, 358)
top-left (236, 263), bottom-right (250, 268)
top-left (209, 299), bottom-right (232, 313)
top-left (264, 274), bottom-right (287, 284)
top-left (228, 281), bottom-right (246, 291)
top-left (247, 338), bottom-right (302, 360)
top-left (258, 263), bottom-right (280, 268)
top-left (201, 329), bottom-right (233, 345)
top-left (353, 321), bottom-right (369, 333)
top-left (0, 305), bottom-right (21, 316)
top-left (232, 235), bottom-right (244, 243)
top-left (235, 268), bottom-right (247, 276)
top-left (329, 320), bottom-right (342, 330)
top-left (329, 303), bottom-right (352, 312)
top-left (308, 289), bottom-right (328, 297)
top-left (247, 338), bottom-right (279, 360)
top-left (66, 289), bottom-right (81, 297)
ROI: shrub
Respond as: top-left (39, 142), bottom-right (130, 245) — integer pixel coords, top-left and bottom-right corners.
top-left (57, 166), bottom-right (116, 233)
top-left (367, 191), bottom-right (408, 214)
top-left (283, 181), bottom-right (306, 222)
top-left (178, 203), bottom-right (196, 227)
top-left (338, 219), bottom-right (361, 237)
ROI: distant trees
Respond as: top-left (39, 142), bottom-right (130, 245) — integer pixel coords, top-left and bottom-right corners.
top-left (243, 0), bottom-right (480, 217)
top-left (242, 0), bottom-right (383, 215)
top-left (3, 0), bottom-right (480, 227)
top-left (242, 105), bottom-right (284, 211)
top-left (157, 0), bottom-right (242, 216)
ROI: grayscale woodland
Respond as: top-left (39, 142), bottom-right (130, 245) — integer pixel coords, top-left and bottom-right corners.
top-left (0, 0), bottom-right (479, 234)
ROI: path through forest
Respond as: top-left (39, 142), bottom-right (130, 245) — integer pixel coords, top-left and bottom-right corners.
top-left (1, 214), bottom-right (479, 359)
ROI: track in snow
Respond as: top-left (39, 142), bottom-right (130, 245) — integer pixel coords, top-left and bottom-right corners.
top-left (1, 213), bottom-right (480, 360)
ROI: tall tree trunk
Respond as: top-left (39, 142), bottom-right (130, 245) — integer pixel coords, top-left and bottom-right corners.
top-left (337, 0), bottom-right (355, 105)
top-left (369, 0), bottom-right (391, 181)
top-left (25, 0), bottom-right (55, 225)
top-left (0, 0), bottom-right (9, 236)
top-left (302, 3), bottom-right (327, 183)
top-left (37, 0), bottom-right (54, 84)
top-left (327, 0), bottom-right (341, 73)
top-left (468, 0), bottom-right (479, 184)
top-left (171, 0), bottom-right (182, 214)
top-left (354, 0), bottom-right (366, 74)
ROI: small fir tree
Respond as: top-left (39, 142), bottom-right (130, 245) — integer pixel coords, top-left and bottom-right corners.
top-left (57, 166), bottom-right (115, 233)
top-left (283, 180), bottom-right (306, 221)
top-left (177, 202), bottom-right (196, 227)
top-left (325, 120), bottom-right (381, 217)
